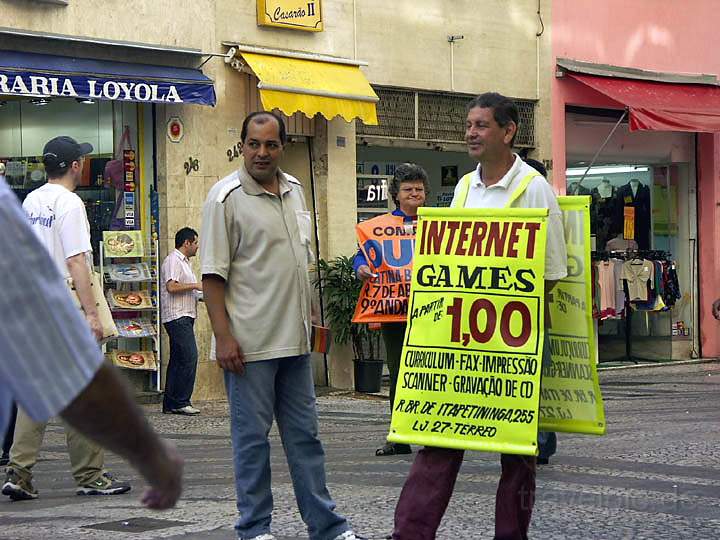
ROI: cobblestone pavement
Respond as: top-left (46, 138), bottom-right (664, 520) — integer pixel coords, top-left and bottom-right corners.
top-left (1, 361), bottom-right (719, 539)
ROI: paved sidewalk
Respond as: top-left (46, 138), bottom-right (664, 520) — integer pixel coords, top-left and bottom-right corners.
top-left (1, 362), bottom-right (720, 539)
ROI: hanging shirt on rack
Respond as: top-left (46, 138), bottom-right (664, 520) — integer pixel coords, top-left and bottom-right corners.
top-left (591, 262), bottom-right (601, 319)
top-left (622, 258), bottom-right (654, 301)
top-left (612, 258), bottom-right (626, 316)
top-left (653, 261), bottom-right (664, 298)
top-left (662, 262), bottom-right (682, 306)
top-left (591, 183), bottom-right (616, 250)
top-left (597, 260), bottom-right (618, 318)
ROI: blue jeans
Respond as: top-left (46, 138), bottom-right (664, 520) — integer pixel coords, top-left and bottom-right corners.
top-left (163, 316), bottom-right (198, 411)
top-left (224, 354), bottom-right (350, 540)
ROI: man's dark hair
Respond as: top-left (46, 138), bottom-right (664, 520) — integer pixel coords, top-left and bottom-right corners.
top-left (389, 163), bottom-right (430, 208)
top-left (241, 111), bottom-right (288, 145)
top-left (175, 227), bottom-right (198, 249)
top-left (523, 158), bottom-right (547, 178)
top-left (466, 92), bottom-right (519, 146)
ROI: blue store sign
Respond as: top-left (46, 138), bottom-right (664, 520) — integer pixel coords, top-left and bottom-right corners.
top-left (0, 50), bottom-right (216, 106)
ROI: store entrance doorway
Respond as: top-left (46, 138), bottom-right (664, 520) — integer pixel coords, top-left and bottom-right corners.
top-left (565, 108), bottom-right (697, 362)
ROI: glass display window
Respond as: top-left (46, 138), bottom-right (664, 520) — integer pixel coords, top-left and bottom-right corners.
top-left (0, 96), bottom-right (142, 264)
top-left (565, 165), bottom-right (654, 251)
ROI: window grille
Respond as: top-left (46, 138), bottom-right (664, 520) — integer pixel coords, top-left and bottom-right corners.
top-left (417, 91), bottom-right (468, 142)
top-left (514, 99), bottom-right (536, 148)
top-left (358, 86), bottom-right (536, 148)
top-left (357, 87), bottom-right (415, 138)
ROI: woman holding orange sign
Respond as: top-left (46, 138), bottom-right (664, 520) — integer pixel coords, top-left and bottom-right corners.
top-left (353, 163), bottom-right (430, 456)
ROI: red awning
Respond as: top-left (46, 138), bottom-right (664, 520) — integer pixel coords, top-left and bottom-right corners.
top-left (567, 72), bottom-right (720, 132)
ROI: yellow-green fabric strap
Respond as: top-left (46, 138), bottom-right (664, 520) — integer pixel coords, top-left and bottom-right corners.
top-left (451, 173), bottom-right (474, 208)
top-left (504, 172), bottom-right (540, 208)
top-left (451, 171), bottom-right (539, 209)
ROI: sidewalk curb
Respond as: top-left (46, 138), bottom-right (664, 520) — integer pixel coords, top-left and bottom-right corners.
top-left (597, 358), bottom-right (719, 371)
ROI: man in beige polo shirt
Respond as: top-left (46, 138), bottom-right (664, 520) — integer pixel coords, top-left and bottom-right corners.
top-left (200, 111), bottom-right (361, 540)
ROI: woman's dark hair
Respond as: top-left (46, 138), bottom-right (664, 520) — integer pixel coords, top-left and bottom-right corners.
top-left (466, 92), bottom-right (519, 146)
top-left (241, 111), bottom-right (288, 145)
top-left (389, 163), bottom-right (430, 208)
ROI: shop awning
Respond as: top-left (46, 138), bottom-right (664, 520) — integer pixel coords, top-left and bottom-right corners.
top-left (0, 50), bottom-right (216, 106)
top-left (238, 51), bottom-right (379, 124)
top-left (567, 72), bottom-right (720, 132)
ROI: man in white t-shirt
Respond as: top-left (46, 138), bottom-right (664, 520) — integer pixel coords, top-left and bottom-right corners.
top-left (3, 136), bottom-right (131, 501)
top-left (23, 138), bottom-right (102, 339)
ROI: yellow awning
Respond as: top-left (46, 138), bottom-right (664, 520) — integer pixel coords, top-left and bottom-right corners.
top-left (240, 52), bottom-right (379, 125)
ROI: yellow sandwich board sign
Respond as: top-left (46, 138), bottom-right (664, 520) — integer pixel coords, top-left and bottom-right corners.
top-left (540, 196), bottom-right (606, 435)
top-left (388, 207), bottom-right (549, 456)
top-left (388, 200), bottom-right (606, 456)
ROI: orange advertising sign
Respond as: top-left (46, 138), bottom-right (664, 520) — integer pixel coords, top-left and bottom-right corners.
top-left (352, 214), bottom-right (415, 323)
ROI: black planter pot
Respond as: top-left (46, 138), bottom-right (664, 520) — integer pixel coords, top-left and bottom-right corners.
top-left (353, 359), bottom-right (383, 393)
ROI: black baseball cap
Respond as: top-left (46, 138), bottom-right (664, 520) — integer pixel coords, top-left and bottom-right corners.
top-left (42, 136), bottom-right (93, 173)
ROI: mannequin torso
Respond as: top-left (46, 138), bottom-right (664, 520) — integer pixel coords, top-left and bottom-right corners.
top-left (596, 179), bottom-right (613, 199)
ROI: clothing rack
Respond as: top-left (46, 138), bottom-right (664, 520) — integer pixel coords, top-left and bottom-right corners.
top-left (591, 249), bottom-right (673, 364)
top-left (592, 249), bottom-right (671, 261)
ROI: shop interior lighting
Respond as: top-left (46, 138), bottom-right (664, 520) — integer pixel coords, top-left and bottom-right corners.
top-left (76, 98), bottom-right (96, 104)
top-left (0, 100), bottom-right (6, 107)
top-left (566, 165), bottom-right (649, 176)
top-left (29, 97), bottom-right (51, 106)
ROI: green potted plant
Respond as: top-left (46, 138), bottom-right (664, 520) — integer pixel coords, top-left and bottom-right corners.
top-left (315, 256), bottom-right (384, 393)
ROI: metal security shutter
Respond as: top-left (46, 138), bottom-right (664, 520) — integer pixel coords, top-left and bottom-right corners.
top-left (358, 86), bottom-right (536, 148)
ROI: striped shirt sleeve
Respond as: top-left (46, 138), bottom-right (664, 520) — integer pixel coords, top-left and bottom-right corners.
top-left (0, 180), bottom-right (103, 424)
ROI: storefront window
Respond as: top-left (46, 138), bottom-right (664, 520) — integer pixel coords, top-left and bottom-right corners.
top-left (356, 145), bottom-right (475, 211)
top-left (356, 173), bottom-right (391, 222)
top-left (567, 164), bottom-right (685, 363)
top-left (0, 96), bottom-right (140, 264)
top-left (565, 165), bottom-right (654, 251)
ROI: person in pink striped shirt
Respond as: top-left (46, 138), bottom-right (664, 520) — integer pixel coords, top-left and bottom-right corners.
top-left (160, 227), bottom-right (203, 415)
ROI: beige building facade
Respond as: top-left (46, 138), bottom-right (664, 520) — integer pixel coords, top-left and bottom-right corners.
top-left (1, 0), bottom-right (551, 399)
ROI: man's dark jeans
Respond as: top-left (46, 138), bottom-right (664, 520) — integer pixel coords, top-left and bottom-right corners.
top-left (163, 316), bottom-right (198, 411)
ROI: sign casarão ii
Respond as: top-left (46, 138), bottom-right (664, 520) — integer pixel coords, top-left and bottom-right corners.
top-left (257, 0), bottom-right (323, 32)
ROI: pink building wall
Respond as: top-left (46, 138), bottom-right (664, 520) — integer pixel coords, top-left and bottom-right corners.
top-left (551, 0), bottom-right (720, 357)
top-left (553, 1), bottom-right (720, 76)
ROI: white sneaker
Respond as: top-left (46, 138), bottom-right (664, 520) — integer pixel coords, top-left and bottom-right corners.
top-left (245, 535), bottom-right (275, 540)
top-left (169, 405), bottom-right (200, 416)
top-left (333, 531), bottom-right (363, 540)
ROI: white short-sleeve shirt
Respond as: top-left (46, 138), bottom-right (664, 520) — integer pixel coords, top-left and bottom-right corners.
top-left (0, 178), bottom-right (103, 434)
top-left (161, 249), bottom-right (198, 323)
top-left (452, 155), bottom-right (568, 281)
top-left (22, 183), bottom-right (92, 278)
